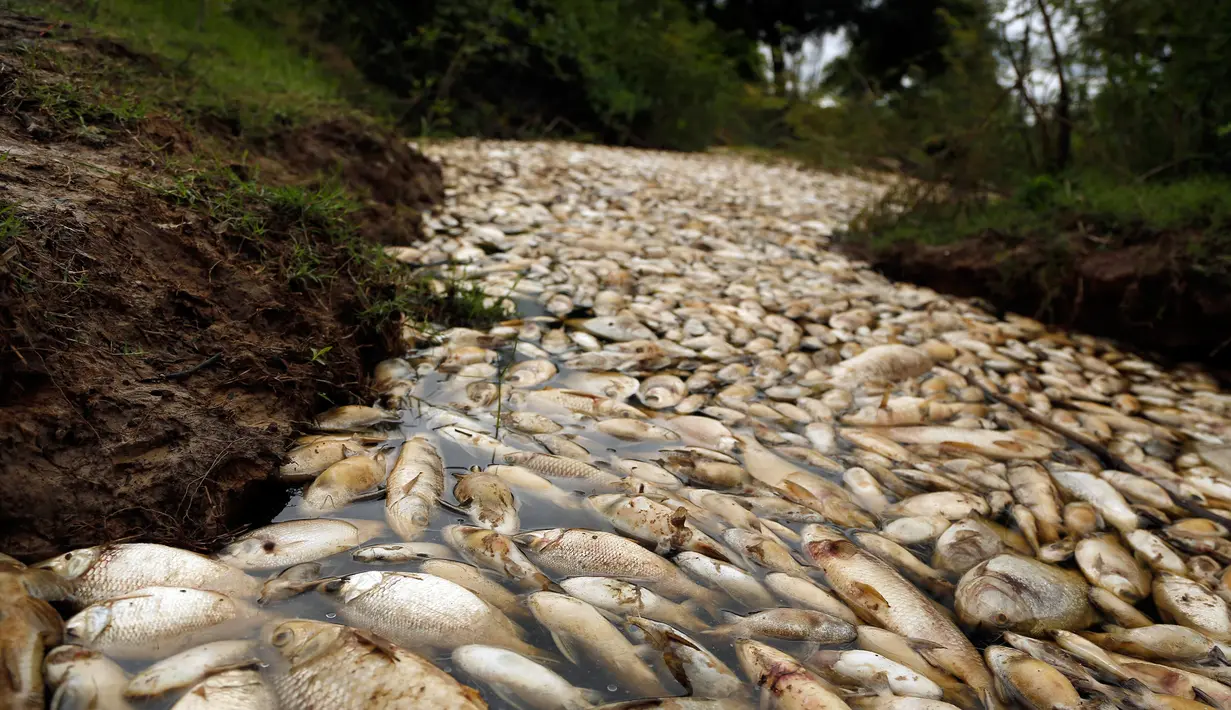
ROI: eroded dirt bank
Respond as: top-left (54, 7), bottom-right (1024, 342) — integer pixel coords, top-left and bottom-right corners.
top-left (0, 16), bottom-right (441, 558)
top-left (841, 230), bottom-right (1231, 377)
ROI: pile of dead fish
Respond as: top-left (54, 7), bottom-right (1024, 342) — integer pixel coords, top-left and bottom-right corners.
top-left (7, 141), bottom-right (1231, 710)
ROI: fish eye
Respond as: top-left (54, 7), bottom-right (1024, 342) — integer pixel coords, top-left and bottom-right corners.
top-left (262, 541), bottom-right (277, 552)
top-left (272, 629), bottom-right (294, 646)
top-left (993, 612), bottom-right (1010, 626)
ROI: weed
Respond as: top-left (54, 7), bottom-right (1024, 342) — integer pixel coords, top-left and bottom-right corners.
top-left (309, 346), bottom-right (333, 364)
top-left (0, 204), bottom-right (25, 243)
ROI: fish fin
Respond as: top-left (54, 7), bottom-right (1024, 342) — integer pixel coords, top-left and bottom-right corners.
top-left (906, 637), bottom-right (945, 652)
top-left (868, 670), bottom-right (894, 697)
top-left (50, 682), bottom-right (91, 710)
top-left (758, 684), bottom-right (773, 710)
top-left (700, 624), bottom-right (733, 636)
top-left (437, 499), bottom-right (469, 515)
top-left (549, 630), bottom-right (584, 665)
top-left (352, 628), bottom-right (402, 661)
top-left (18, 568), bottom-right (72, 601)
top-left (1194, 687), bottom-right (1221, 706)
top-left (633, 643), bottom-right (660, 663)
top-left (717, 610), bottom-right (742, 625)
top-left (1205, 645), bottom-right (1230, 666)
top-left (349, 486), bottom-right (388, 503)
top-left (851, 582), bottom-right (891, 612)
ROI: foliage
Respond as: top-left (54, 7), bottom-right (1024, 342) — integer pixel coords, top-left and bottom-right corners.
top-left (158, 167), bottom-right (505, 329)
top-left (20, 0), bottom-right (363, 134)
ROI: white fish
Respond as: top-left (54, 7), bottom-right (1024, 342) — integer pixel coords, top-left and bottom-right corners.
top-left (217, 518), bottom-right (384, 570)
top-left (125, 640), bottom-right (259, 697)
top-left (385, 435), bottom-right (444, 541)
top-left (452, 644), bottom-right (599, 710)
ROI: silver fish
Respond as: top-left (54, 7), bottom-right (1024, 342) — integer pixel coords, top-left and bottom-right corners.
top-left (386, 435), bottom-right (444, 541)
top-left (217, 518), bottom-right (384, 570)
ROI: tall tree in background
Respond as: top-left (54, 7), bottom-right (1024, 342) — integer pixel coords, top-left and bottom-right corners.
top-left (696, 0), bottom-right (857, 95)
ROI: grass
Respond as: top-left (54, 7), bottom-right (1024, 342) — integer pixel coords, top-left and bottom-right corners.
top-left (156, 165), bottom-right (506, 329)
top-left (847, 173), bottom-right (1231, 258)
top-left (14, 0), bottom-right (378, 134)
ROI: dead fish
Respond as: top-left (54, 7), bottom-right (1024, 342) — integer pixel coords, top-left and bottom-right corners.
top-left (420, 559), bottom-right (528, 621)
top-left (64, 586), bottom-right (253, 660)
top-left (1083, 624), bottom-right (1227, 663)
top-left (830, 344), bottom-right (933, 387)
top-left (217, 519), bottom-right (384, 570)
top-left (504, 451), bottom-right (622, 486)
top-left (317, 570), bottom-right (539, 656)
top-left (638, 375), bottom-right (688, 409)
top-left (615, 457), bottom-right (684, 490)
top-left (561, 577), bottom-right (707, 631)
top-left (763, 573), bottom-right (860, 625)
top-left (735, 639), bottom-right (851, 710)
top-left (502, 411), bottom-right (564, 435)
top-left (954, 554), bottom-right (1095, 635)
top-left (452, 644), bottom-right (599, 710)
top-left (1048, 468), bottom-right (1138, 533)
top-left (572, 315), bottom-right (656, 342)
top-left (444, 525), bottom-right (556, 591)
top-left (627, 616), bottom-right (744, 699)
top-left (167, 669), bottom-right (275, 710)
top-left (1074, 534), bottom-right (1152, 601)
top-left (806, 649), bottom-right (943, 700)
top-left (301, 453), bottom-right (386, 515)
top-left (597, 418), bottom-right (681, 442)
top-left (352, 542), bottom-right (459, 563)
top-left (878, 426), bottom-right (1052, 460)
top-left (881, 516), bottom-right (953, 545)
top-left (931, 518), bottom-right (1006, 577)
top-left (984, 645), bottom-right (1082, 710)
top-left (853, 531), bottom-right (954, 599)
top-left (723, 528), bottom-right (810, 577)
top-left (1154, 573), bottom-right (1231, 641)
top-left (884, 492), bottom-right (990, 521)
top-left (516, 528), bottom-right (721, 607)
top-left (43, 644), bottom-right (131, 710)
top-left (558, 372), bottom-right (641, 400)
top-left (386, 435), bottom-right (444, 540)
top-left (527, 591), bottom-right (667, 697)
top-left (675, 551), bottom-right (776, 609)
top-left (279, 439), bottom-right (367, 482)
top-left (536, 433), bottom-right (594, 461)
top-left (804, 535), bottom-right (997, 707)
top-left (124, 639), bottom-right (259, 697)
top-left (36, 543), bottom-right (259, 606)
top-left (590, 493), bottom-right (732, 560)
top-left (707, 608), bottom-right (856, 644)
top-left (313, 405), bottom-right (400, 431)
top-left (507, 359), bottom-right (558, 388)
top-left (263, 619), bottom-right (486, 709)
top-left (454, 470), bottom-right (520, 534)
top-left (258, 563), bottom-right (323, 605)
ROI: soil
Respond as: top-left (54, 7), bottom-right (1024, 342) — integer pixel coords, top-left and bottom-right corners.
top-left (843, 230), bottom-right (1231, 374)
top-left (0, 16), bottom-right (442, 560)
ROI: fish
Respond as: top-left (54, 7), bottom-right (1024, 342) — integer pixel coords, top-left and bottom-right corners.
top-left (317, 570), bottom-right (540, 656)
top-left (516, 528), bottom-right (722, 607)
top-left (0, 561), bottom-right (64, 710)
top-left (352, 542), bottom-right (459, 563)
top-left (1153, 573), bottom-right (1231, 641)
top-left (64, 586), bottom-right (253, 660)
top-left (1048, 467), bottom-right (1139, 533)
top-left (560, 577), bottom-right (707, 631)
top-left (36, 542), bottom-right (259, 606)
top-left (803, 535), bottom-right (997, 708)
top-left (638, 375), bottom-right (688, 409)
top-left (217, 518), bottom-right (384, 570)
top-left (313, 405), bottom-right (400, 431)
top-left (852, 531), bottom-right (954, 599)
top-left (707, 608), bottom-right (856, 644)
top-left (763, 573), bottom-right (860, 625)
top-left (627, 617), bottom-right (744, 699)
top-left (1082, 624), bottom-right (1228, 663)
top-left (955, 554), bottom-right (1095, 634)
top-left (454, 470), bottom-right (520, 534)
top-left (452, 644), bottom-right (600, 710)
top-left (43, 644), bottom-right (131, 710)
top-left (984, 646), bottom-right (1082, 710)
top-left (884, 492), bottom-right (990, 521)
top-left (421, 559), bottom-right (530, 621)
top-left (675, 551), bottom-right (776, 609)
top-left (301, 452), bottom-right (386, 515)
top-left (385, 435), bottom-right (445, 540)
top-left (445, 524), bottom-right (556, 591)
top-left (507, 359), bottom-right (558, 388)
top-left (263, 619), bottom-right (487, 709)
top-left (829, 344), bottom-right (933, 387)
top-left (168, 669), bottom-right (276, 710)
top-left (124, 639), bottom-right (260, 697)
top-left (722, 527), bottom-right (811, 577)
top-left (598, 418), bottom-right (681, 441)
top-left (278, 439), bottom-right (367, 482)
top-left (930, 518), bottom-right (1006, 576)
top-left (806, 649), bottom-right (943, 699)
top-left (734, 639), bottom-right (852, 710)
top-left (1074, 533), bottom-right (1152, 601)
top-left (590, 493), bottom-right (732, 559)
top-left (259, 563), bottom-right (323, 605)
top-left (502, 411), bottom-right (565, 434)
top-left (527, 591), bottom-right (667, 697)
top-left (504, 451), bottom-right (623, 486)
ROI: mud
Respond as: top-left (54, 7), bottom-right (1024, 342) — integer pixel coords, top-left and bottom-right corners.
top-left (0, 16), bottom-right (441, 559)
top-left (842, 231), bottom-right (1231, 377)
